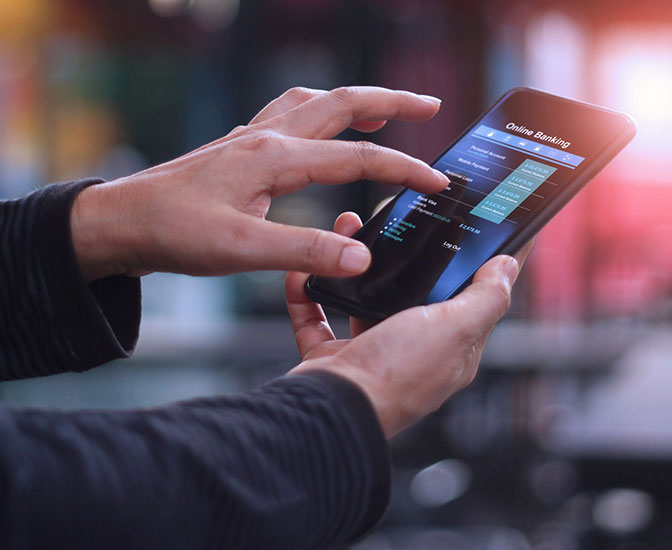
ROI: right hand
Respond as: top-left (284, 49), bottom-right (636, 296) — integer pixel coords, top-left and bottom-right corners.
top-left (287, 212), bottom-right (533, 438)
top-left (70, 86), bottom-right (448, 282)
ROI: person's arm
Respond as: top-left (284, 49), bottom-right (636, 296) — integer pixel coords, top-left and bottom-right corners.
top-left (0, 373), bottom-right (388, 550)
top-left (0, 180), bottom-right (140, 381)
top-left (2, 88), bottom-right (445, 381)
top-left (0, 87), bottom-right (525, 550)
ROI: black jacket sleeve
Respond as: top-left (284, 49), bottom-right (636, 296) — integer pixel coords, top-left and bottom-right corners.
top-left (0, 179), bottom-right (141, 381)
top-left (0, 181), bottom-right (392, 548)
top-left (0, 372), bottom-right (390, 550)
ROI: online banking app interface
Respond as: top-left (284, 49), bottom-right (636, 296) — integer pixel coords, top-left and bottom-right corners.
top-left (342, 110), bottom-right (588, 313)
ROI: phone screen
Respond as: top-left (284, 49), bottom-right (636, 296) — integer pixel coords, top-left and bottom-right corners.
top-left (307, 88), bottom-right (635, 319)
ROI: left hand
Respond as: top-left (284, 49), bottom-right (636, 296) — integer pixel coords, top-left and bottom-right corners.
top-left (286, 212), bottom-right (534, 437)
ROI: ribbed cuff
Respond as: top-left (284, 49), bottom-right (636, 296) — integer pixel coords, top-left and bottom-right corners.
top-left (34, 180), bottom-right (141, 372)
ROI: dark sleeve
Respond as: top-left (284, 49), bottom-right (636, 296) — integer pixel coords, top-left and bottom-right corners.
top-left (0, 180), bottom-right (141, 380)
top-left (0, 371), bottom-right (391, 550)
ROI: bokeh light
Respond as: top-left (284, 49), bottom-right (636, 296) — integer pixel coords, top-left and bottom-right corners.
top-left (598, 27), bottom-right (672, 155)
top-left (409, 459), bottom-right (471, 508)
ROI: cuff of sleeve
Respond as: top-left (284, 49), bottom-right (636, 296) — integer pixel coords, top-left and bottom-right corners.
top-left (292, 370), bottom-right (391, 541)
top-left (34, 180), bottom-right (141, 372)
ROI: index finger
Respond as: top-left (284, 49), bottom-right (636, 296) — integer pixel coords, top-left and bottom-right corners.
top-left (258, 86), bottom-right (442, 140)
top-left (271, 138), bottom-right (449, 196)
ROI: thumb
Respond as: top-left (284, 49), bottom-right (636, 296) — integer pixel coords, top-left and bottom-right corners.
top-left (249, 218), bottom-right (371, 276)
top-left (450, 255), bottom-right (519, 329)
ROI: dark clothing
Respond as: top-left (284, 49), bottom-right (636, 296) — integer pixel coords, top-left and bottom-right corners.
top-left (0, 181), bottom-right (390, 549)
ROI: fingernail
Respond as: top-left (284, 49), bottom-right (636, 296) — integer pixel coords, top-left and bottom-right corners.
top-left (502, 256), bottom-right (520, 287)
top-left (433, 168), bottom-right (450, 185)
top-left (420, 94), bottom-right (442, 105)
top-left (340, 244), bottom-right (371, 273)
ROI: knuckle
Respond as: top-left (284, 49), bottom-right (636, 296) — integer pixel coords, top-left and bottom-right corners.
top-left (239, 130), bottom-right (279, 152)
top-left (418, 303), bottom-right (443, 324)
top-left (228, 125), bottom-right (248, 138)
top-left (353, 140), bottom-right (379, 163)
top-left (352, 141), bottom-right (381, 179)
top-left (284, 86), bottom-right (313, 102)
top-left (298, 230), bottom-right (328, 266)
top-left (490, 279), bottom-right (512, 319)
top-left (420, 301), bottom-right (455, 325)
top-left (329, 86), bottom-right (355, 105)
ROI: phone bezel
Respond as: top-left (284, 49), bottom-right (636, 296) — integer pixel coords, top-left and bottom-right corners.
top-left (305, 87), bottom-right (636, 321)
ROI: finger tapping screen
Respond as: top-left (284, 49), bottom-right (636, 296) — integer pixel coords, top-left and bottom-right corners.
top-left (309, 89), bottom-right (634, 318)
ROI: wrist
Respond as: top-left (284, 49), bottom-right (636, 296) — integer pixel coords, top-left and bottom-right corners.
top-left (289, 357), bottom-right (404, 438)
top-left (70, 182), bottom-right (132, 282)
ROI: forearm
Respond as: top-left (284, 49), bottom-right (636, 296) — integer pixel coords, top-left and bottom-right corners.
top-left (0, 373), bottom-right (390, 550)
top-left (0, 181), bottom-right (141, 381)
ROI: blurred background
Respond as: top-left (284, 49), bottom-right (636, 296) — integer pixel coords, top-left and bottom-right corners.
top-left (1, 0), bottom-right (672, 548)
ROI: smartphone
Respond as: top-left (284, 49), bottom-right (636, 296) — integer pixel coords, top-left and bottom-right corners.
top-left (306, 87), bottom-right (636, 321)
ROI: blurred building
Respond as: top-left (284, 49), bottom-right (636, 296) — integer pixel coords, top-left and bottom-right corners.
top-left (2, 1), bottom-right (672, 548)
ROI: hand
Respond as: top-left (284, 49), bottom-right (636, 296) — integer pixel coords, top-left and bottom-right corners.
top-left (70, 86), bottom-right (449, 282)
top-left (286, 212), bottom-right (534, 438)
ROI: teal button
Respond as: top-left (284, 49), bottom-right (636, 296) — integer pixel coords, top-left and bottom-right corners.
top-left (470, 159), bottom-right (557, 224)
